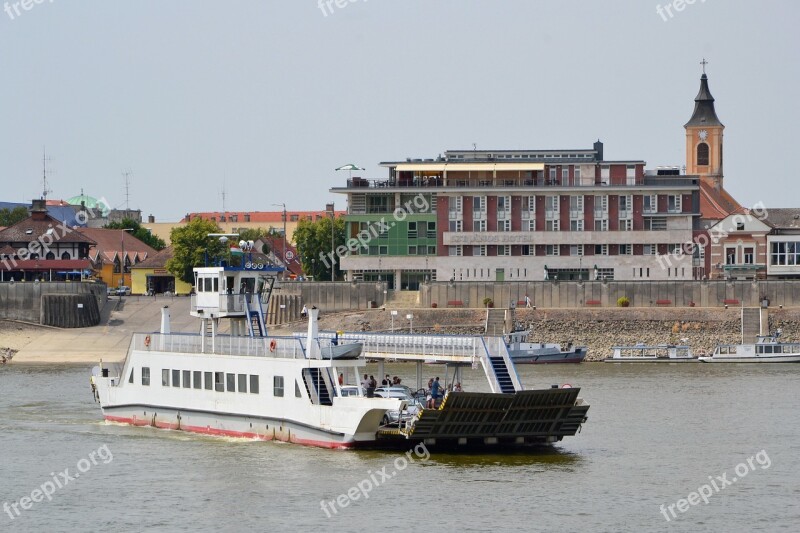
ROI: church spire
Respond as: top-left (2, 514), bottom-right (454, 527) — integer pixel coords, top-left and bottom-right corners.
top-left (685, 62), bottom-right (723, 128)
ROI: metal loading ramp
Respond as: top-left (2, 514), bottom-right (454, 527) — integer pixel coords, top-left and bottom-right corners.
top-left (383, 388), bottom-right (588, 443)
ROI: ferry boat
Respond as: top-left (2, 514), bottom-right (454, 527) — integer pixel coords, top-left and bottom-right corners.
top-left (90, 256), bottom-right (590, 450)
top-left (505, 330), bottom-right (587, 364)
top-left (604, 344), bottom-right (697, 363)
top-left (698, 331), bottom-right (800, 363)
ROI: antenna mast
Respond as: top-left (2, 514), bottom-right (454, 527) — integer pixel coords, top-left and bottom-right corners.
top-left (41, 147), bottom-right (53, 200)
top-left (123, 171), bottom-right (132, 210)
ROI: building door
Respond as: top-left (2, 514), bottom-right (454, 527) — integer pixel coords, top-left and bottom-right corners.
top-left (495, 268), bottom-right (505, 282)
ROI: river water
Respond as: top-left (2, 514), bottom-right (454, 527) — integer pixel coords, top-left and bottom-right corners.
top-left (0, 362), bottom-right (798, 532)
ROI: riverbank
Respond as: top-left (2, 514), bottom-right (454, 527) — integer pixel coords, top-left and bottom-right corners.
top-left (4, 302), bottom-right (800, 364)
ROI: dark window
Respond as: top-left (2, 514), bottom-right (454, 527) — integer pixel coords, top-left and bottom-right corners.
top-left (238, 374), bottom-right (248, 393)
top-left (183, 370), bottom-right (191, 389)
top-left (204, 372), bottom-right (213, 390)
top-left (172, 369), bottom-right (180, 387)
top-left (162, 369), bottom-right (170, 386)
top-left (226, 373), bottom-right (236, 392)
top-left (193, 371), bottom-right (202, 389)
top-left (697, 143), bottom-right (709, 166)
top-left (250, 375), bottom-right (259, 394)
top-left (214, 372), bottom-right (224, 392)
top-left (142, 367), bottom-right (150, 386)
top-left (129, 369), bottom-right (134, 383)
top-left (274, 376), bottom-right (284, 397)
top-left (295, 380), bottom-right (302, 398)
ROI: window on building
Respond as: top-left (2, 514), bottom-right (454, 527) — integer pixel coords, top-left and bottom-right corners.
top-left (595, 219), bottom-right (608, 232)
top-left (408, 246), bottom-right (417, 255)
top-left (626, 165), bottom-right (636, 185)
top-left (449, 246), bottom-right (462, 257)
top-left (449, 220), bottom-right (462, 232)
top-left (644, 218), bottom-right (666, 231)
top-left (498, 245), bottom-right (510, 256)
top-left (744, 248), bottom-right (754, 264)
top-left (570, 245), bottom-right (584, 256)
top-left (142, 367), bottom-right (150, 386)
top-left (644, 195), bottom-right (657, 213)
top-left (473, 219), bottom-right (486, 232)
top-left (562, 168), bottom-right (569, 182)
top-left (620, 219), bottom-right (633, 231)
top-left (736, 221), bottom-right (745, 231)
top-left (726, 248), bottom-right (737, 265)
top-left (697, 143), bottom-right (710, 166)
top-left (569, 195), bottom-right (584, 216)
top-left (644, 244), bottom-right (656, 255)
top-left (570, 220), bottom-right (584, 232)
top-left (546, 219), bottom-right (560, 232)
top-left (546, 245), bottom-right (560, 256)
top-left (524, 219), bottom-right (536, 231)
top-left (407, 222), bottom-right (417, 238)
top-left (250, 375), bottom-right (260, 394)
top-left (274, 376), bottom-right (285, 397)
top-left (498, 219), bottom-right (511, 232)
top-left (448, 197), bottom-right (462, 217)
top-left (595, 244), bottom-right (609, 256)
top-left (521, 245), bottom-right (533, 256)
top-left (474, 245), bottom-right (486, 257)
top-left (668, 195), bottom-right (682, 213)
top-left (620, 244), bottom-right (632, 255)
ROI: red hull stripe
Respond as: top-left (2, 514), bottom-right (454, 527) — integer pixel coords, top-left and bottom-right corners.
top-left (103, 415), bottom-right (356, 449)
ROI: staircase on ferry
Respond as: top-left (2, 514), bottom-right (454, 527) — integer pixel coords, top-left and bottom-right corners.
top-left (480, 337), bottom-right (522, 394)
top-left (244, 293), bottom-right (267, 338)
top-left (489, 357), bottom-right (516, 394)
top-left (303, 368), bottom-right (334, 406)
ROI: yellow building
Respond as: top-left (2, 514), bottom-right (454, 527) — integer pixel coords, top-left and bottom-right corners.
top-left (130, 246), bottom-right (192, 295)
top-left (78, 228), bottom-right (157, 289)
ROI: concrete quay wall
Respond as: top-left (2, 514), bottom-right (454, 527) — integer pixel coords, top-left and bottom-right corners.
top-left (0, 282), bottom-right (107, 324)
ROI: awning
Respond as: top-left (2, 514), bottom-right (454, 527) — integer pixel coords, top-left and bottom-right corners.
top-left (395, 162), bottom-right (545, 172)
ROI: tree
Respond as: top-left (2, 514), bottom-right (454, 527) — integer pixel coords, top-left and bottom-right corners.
top-left (105, 218), bottom-right (166, 251)
top-left (0, 206), bottom-right (29, 227)
top-left (166, 218), bottom-right (224, 284)
top-left (294, 215), bottom-right (346, 281)
top-left (236, 227), bottom-right (274, 255)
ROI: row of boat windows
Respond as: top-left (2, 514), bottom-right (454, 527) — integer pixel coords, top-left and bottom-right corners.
top-left (135, 367), bottom-right (301, 397)
top-left (716, 345), bottom-right (799, 355)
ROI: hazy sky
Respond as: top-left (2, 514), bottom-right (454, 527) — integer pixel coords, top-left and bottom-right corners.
top-left (1, 1), bottom-right (797, 221)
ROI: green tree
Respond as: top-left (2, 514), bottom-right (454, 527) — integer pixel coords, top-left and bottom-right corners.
top-left (166, 218), bottom-right (224, 284)
top-left (236, 227), bottom-right (273, 255)
top-left (294, 216), bottom-right (346, 281)
top-left (0, 206), bottom-right (29, 227)
top-left (105, 218), bottom-right (167, 251)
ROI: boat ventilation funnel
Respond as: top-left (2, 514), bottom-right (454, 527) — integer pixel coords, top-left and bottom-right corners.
top-left (160, 306), bottom-right (171, 334)
top-left (306, 307), bottom-right (320, 359)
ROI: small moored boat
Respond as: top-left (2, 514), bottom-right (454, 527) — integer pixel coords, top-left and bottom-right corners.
top-left (605, 344), bottom-right (697, 363)
top-left (698, 331), bottom-right (800, 363)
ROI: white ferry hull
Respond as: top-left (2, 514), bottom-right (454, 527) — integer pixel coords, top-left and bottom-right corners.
top-left (604, 357), bottom-right (698, 363)
top-left (698, 354), bottom-right (800, 363)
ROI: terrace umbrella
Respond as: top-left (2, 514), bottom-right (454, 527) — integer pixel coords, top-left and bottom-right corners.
top-left (335, 164), bottom-right (365, 181)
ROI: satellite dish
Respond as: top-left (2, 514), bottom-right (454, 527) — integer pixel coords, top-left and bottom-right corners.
top-left (219, 236), bottom-right (229, 244)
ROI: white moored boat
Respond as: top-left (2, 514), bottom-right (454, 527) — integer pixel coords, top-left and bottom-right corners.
top-left (605, 344), bottom-right (697, 363)
top-left (91, 250), bottom-right (590, 450)
top-left (699, 331), bottom-right (800, 363)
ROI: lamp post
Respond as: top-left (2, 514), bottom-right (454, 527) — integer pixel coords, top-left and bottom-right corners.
top-left (272, 203), bottom-right (287, 278)
top-left (326, 202), bottom-right (335, 282)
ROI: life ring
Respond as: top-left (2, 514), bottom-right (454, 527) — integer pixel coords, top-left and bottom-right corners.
top-left (144, 335), bottom-right (151, 347)
top-left (269, 339), bottom-right (277, 352)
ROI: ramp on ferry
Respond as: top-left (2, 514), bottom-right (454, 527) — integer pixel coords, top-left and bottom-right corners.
top-left (377, 388), bottom-right (589, 447)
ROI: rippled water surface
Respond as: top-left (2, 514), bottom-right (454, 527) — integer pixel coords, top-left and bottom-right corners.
top-left (1, 363), bottom-right (798, 532)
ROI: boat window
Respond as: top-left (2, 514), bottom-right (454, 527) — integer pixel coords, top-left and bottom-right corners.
top-left (226, 373), bottom-right (236, 392)
top-left (172, 369), bottom-right (180, 387)
top-left (193, 371), bottom-right (202, 389)
top-left (774, 345), bottom-right (782, 354)
top-left (204, 278), bottom-right (212, 292)
top-left (204, 372), bottom-right (213, 390)
top-left (162, 369), bottom-right (170, 387)
top-left (295, 380), bottom-right (302, 398)
top-left (129, 369), bottom-right (134, 383)
top-left (250, 375), bottom-right (260, 394)
top-left (183, 370), bottom-right (191, 388)
top-left (238, 374), bottom-right (248, 393)
top-left (142, 367), bottom-right (150, 386)
top-left (214, 372), bottom-right (224, 392)
top-left (763, 346), bottom-right (773, 354)
top-left (274, 376), bottom-right (284, 397)
top-left (213, 277), bottom-right (219, 293)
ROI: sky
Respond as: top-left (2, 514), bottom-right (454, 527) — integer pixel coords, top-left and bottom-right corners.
top-left (1, 0), bottom-right (798, 221)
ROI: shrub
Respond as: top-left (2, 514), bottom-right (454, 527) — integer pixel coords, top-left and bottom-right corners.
top-left (617, 296), bottom-right (631, 308)
top-left (482, 297), bottom-right (494, 308)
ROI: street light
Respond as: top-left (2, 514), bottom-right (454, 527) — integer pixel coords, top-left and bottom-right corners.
top-left (406, 313), bottom-right (414, 334)
top-left (326, 202), bottom-right (335, 282)
top-left (272, 203), bottom-right (287, 278)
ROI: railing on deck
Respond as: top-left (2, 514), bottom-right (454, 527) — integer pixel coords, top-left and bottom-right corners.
top-left (134, 333), bottom-right (306, 358)
top-left (310, 331), bottom-right (481, 360)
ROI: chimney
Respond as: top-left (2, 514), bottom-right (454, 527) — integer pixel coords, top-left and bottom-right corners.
top-left (593, 140), bottom-right (604, 161)
top-left (30, 199), bottom-right (48, 220)
top-left (148, 214), bottom-right (155, 223)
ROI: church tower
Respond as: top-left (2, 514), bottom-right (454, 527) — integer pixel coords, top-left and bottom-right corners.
top-left (685, 62), bottom-right (724, 190)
